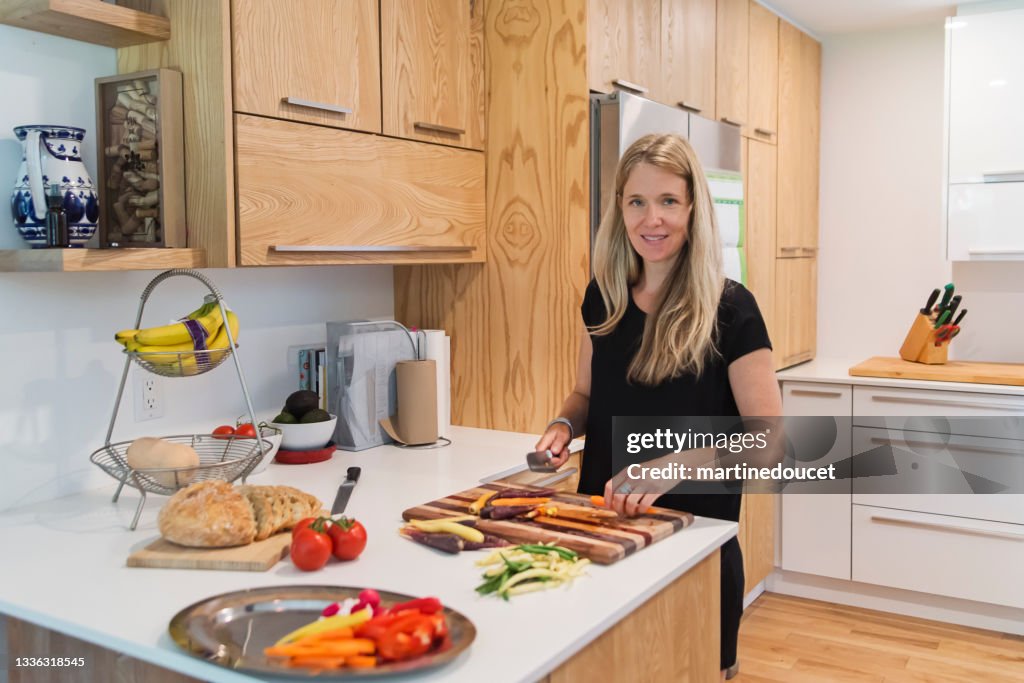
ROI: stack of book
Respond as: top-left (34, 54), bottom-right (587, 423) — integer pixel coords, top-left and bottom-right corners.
top-left (297, 346), bottom-right (328, 410)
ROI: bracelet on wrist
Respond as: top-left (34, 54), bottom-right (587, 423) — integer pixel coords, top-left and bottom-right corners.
top-left (546, 417), bottom-right (574, 441)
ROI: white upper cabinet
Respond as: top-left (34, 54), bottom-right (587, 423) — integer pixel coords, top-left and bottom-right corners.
top-left (947, 9), bottom-right (1024, 183)
top-left (946, 9), bottom-right (1024, 261)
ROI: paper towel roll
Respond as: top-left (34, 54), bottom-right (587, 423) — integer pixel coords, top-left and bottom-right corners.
top-left (380, 360), bottom-right (439, 445)
top-left (422, 330), bottom-right (450, 439)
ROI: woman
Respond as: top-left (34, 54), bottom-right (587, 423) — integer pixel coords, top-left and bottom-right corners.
top-left (536, 133), bottom-right (782, 680)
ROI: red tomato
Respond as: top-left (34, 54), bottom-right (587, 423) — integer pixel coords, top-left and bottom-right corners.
top-left (212, 425), bottom-right (235, 440)
top-left (234, 423), bottom-right (258, 438)
top-left (291, 516), bottom-right (325, 539)
top-left (327, 517), bottom-right (367, 561)
top-left (290, 528), bottom-right (332, 571)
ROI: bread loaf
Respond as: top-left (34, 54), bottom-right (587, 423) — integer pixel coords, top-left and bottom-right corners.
top-left (126, 437), bottom-right (200, 487)
top-left (158, 482), bottom-right (322, 548)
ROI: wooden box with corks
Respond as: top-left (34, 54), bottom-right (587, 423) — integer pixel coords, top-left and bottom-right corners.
top-left (94, 68), bottom-right (185, 248)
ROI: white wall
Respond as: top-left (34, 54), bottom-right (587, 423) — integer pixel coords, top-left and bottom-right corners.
top-left (0, 28), bottom-right (395, 510)
top-left (817, 20), bottom-right (1024, 363)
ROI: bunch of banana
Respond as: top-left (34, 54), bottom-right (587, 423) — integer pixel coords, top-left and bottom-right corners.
top-left (115, 297), bottom-right (240, 374)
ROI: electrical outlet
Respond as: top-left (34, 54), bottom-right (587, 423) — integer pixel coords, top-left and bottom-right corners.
top-left (134, 374), bottom-right (164, 421)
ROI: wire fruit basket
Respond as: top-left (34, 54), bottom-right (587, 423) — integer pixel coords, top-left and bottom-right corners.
top-left (93, 269), bottom-right (264, 529)
top-left (126, 346), bottom-right (237, 378)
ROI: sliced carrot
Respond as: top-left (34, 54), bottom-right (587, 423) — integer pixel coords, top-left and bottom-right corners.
top-left (491, 497), bottom-right (551, 506)
top-left (589, 495), bottom-right (606, 507)
top-left (345, 655), bottom-right (378, 668)
top-left (264, 638), bottom-right (376, 658)
top-left (284, 655), bottom-right (348, 669)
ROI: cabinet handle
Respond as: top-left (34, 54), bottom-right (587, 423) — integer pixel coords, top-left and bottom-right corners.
top-left (870, 394), bottom-right (1024, 413)
top-left (677, 101), bottom-right (702, 113)
top-left (789, 388), bottom-right (844, 398)
top-left (800, 247), bottom-right (818, 256)
top-left (982, 170), bottom-right (1024, 182)
top-left (720, 117), bottom-right (744, 127)
top-left (754, 127), bottom-right (776, 137)
top-left (967, 248), bottom-right (1024, 258)
top-left (869, 512), bottom-right (1024, 542)
top-left (281, 97), bottom-right (352, 115)
top-left (413, 121), bottom-right (466, 136)
top-left (611, 78), bottom-right (648, 94)
top-left (780, 246), bottom-right (801, 254)
top-left (867, 436), bottom-right (1023, 456)
top-left (274, 245), bottom-right (476, 253)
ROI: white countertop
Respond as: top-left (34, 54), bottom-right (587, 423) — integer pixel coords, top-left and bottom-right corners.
top-left (777, 357), bottom-right (1024, 396)
top-left (0, 426), bottom-right (735, 683)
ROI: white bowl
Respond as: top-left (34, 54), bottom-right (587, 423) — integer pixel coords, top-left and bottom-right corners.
top-left (270, 414), bottom-right (337, 452)
top-left (248, 428), bottom-right (283, 475)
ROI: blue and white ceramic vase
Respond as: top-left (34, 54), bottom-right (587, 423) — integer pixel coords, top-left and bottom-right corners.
top-left (10, 125), bottom-right (99, 248)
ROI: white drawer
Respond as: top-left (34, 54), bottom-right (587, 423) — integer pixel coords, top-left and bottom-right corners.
top-left (852, 504), bottom-right (1024, 609)
top-left (853, 386), bottom-right (1024, 440)
top-left (783, 382), bottom-right (852, 416)
top-left (851, 427), bottom-right (1024, 522)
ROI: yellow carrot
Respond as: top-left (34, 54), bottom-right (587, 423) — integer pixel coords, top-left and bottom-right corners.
top-left (273, 607), bottom-right (372, 646)
top-left (468, 490), bottom-right (498, 514)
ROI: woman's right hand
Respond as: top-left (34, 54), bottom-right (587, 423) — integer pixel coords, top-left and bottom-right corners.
top-left (535, 422), bottom-right (573, 468)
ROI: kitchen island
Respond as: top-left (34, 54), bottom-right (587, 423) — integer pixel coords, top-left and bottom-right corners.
top-left (0, 426), bottom-right (735, 682)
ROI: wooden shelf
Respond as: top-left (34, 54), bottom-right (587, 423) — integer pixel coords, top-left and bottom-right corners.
top-left (0, 248), bottom-right (205, 272)
top-left (0, 0), bottom-right (170, 47)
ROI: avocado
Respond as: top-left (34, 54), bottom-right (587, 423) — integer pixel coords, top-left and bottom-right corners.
top-left (299, 408), bottom-right (331, 424)
top-left (272, 411), bottom-right (297, 424)
top-left (285, 390), bottom-right (319, 419)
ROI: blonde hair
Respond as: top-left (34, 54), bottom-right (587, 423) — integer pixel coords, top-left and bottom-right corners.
top-left (590, 133), bottom-right (724, 384)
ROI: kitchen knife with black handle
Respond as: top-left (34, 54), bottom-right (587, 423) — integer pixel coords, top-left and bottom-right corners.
top-left (331, 466), bottom-right (361, 515)
top-left (952, 309), bottom-right (967, 326)
top-left (920, 288), bottom-right (940, 315)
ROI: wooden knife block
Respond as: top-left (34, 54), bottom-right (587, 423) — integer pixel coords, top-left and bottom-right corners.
top-left (898, 313), bottom-right (948, 365)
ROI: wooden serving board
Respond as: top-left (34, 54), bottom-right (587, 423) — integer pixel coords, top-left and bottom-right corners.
top-left (127, 532), bottom-right (292, 572)
top-left (127, 532), bottom-right (293, 572)
top-left (849, 356), bottom-right (1024, 387)
top-left (402, 484), bottom-right (694, 565)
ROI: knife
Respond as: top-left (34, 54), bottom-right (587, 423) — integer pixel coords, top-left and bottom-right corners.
top-left (920, 288), bottom-right (940, 315)
top-left (934, 309), bottom-right (951, 328)
top-left (938, 283), bottom-right (955, 311)
top-left (952, 308), bottom-right (967, 326)
top-left (943, 295), bottom-right (962, 323)
top-left (331, 466), bottom-right (361, 515)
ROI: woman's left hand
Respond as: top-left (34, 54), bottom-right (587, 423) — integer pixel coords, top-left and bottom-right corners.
top-left (603, 470), bottom-right (666, 518)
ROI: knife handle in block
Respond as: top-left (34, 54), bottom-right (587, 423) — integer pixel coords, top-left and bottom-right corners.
top-left (898, 313), bottom-right (934, 362)
top-left (915, 333), bottom-right (948, 365)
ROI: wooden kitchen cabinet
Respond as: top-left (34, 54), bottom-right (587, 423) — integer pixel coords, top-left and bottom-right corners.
top-left (741, 492), bottom-right (775, 594)
top-left (381, 0), bottom-right (485, 151)
top-left (587, 0), bottom-right (661, 98)
top-left (774, 256), bottom-right (816, 368)
top-left (235, 114), bottom-right (485, 266)
top-left (716, 0), bottom-right (748, 131)
top-left (747, 0), bottom-right (778, 143)
top-left (744, 139), bottom-right (777, 349)
top-left (660, 0), bottom-right (716, 118)
top-left (777, 21), bottom-right (821, 256)
top-left (232, 0), bottom-right (381, 134)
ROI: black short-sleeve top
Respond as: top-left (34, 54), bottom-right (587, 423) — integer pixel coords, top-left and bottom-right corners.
top-left (578, 278), bottom-right (772, 522)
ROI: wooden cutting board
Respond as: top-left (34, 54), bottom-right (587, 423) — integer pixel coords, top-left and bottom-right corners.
top-left (127, 533), bottom-right (292, 572)
top-left (849, 356), bottom-right (1024, 387)
top-left (402, 483), bottom-right (694, 565)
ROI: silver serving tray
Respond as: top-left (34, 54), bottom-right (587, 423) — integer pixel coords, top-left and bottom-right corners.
top-left (168, 585), bottom-right (476, 679)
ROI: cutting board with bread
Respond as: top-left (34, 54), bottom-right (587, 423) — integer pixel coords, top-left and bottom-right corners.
top-left (127, 481), bottom-right (322, 571)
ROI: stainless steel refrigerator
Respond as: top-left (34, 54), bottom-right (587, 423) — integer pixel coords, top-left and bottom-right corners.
top-left (589, 91), bottom-right (745, 281)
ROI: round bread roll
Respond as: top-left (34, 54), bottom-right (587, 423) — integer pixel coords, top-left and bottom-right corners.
top-left (126, 437), bottom-right (200, 487)
top-left (158, 481), bottom-right (257, 547)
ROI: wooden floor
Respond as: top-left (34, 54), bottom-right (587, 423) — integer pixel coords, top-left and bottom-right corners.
top-left (734, 593), bottom-right (1024, 682)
